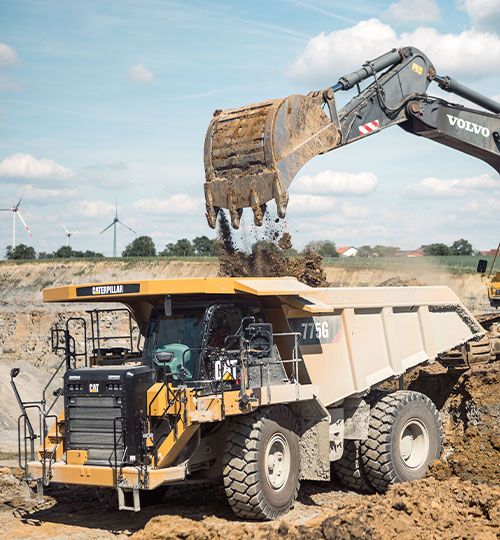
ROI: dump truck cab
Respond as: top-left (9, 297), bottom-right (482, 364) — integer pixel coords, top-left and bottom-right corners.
top-left (142, 299), bottom-right (268, 384)
top-left (11, 277), bottom-right (487, 519)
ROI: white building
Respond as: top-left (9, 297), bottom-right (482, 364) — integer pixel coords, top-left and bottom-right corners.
top-left (337, 246), bottom-right (359, 257)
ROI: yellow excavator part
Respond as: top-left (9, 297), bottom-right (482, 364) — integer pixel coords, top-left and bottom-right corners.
top-left (204, 90), bottom-right (340, 229)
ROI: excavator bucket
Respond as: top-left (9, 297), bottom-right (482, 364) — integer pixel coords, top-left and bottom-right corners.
top-left (204, 90), bottom-right (341, 229)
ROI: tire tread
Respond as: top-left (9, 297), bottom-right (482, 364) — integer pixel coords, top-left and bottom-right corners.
top-left (223, 406), bottom-right (299, 520)
top-left (360, 390), bottom-right (443, 492)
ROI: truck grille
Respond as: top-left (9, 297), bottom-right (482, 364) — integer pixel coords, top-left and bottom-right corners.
top-left (66, 395), bottom-right (124, 465)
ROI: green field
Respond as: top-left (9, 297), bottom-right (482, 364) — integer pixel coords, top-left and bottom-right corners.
top-left (322, 255), bottom-right (497, 274)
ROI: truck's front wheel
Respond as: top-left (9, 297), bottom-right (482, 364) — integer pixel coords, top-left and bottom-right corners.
top-left (360, 391), bottom-right (443, 492)
top-left (223, 406), bottom-right (300, 520)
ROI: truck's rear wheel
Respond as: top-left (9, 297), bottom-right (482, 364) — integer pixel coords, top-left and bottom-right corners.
top-left (334, 439), bottom-right (373, 493)
top-left (223, 406), bottom-right (300, 520)
top-left (360, 391), bottom-right (443, 492)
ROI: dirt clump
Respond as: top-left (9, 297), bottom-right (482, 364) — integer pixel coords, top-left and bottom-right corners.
top-left (0, 466), bottom-right (20, 502)
top-left (278, 232), bottom-right (292, 250)
top-left (217, 210), bottom-right (327, 287)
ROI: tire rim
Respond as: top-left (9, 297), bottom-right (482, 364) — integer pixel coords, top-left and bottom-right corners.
top-left (264, 433), bottom-right (290, 490)
top-left (399, 418), bottom-right (430, 469)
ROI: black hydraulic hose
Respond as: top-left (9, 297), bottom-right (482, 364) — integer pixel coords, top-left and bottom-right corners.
top-left (435, 75), bottom-right (500, 114)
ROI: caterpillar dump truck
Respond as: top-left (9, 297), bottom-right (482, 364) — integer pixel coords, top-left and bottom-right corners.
top-left (12, 277), bottom-right (485, 519)
top-left (204, 46), bottom-right (500, 228)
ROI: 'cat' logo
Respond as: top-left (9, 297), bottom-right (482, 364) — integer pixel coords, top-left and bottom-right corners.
top-left (446, 114), bottom-right (490, 137)
top-left (89, 383), bottom-right (99, 393)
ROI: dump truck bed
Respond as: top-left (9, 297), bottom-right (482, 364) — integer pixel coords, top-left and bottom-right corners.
top-left (43, 277), bottom-right (483, 406)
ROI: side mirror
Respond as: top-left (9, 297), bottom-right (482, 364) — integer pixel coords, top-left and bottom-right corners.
top-left (154, 351), bottom-right (174, 364)
top-left (10, 368), bottom-right (20, 379)
top-left (477, 259), bottom-right (487, 273)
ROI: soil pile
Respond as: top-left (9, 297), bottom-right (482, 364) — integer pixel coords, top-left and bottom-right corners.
top-left (217, 211), bottom-right (327, 287)
top-left (419, 363), bottom-right (500, 485)
top-left (128, 477), bottom-right (500, 540)
top-left (0, 467), bottom-right (20, 502)
top-left (305, 477), bottom-right (500, 540)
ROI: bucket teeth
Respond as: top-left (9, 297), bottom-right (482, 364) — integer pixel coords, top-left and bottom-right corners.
top-left (230, 208), bottom-right (242, 229)
top-left (250, 187), bottom-right (264, 226)
top-left (204, 184), bottom-right (218, 229)
top-left (227, 188), bottom-right (242, 229)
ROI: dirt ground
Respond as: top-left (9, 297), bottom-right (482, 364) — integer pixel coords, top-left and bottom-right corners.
top-left (1, 358), bottom-right (500, 539)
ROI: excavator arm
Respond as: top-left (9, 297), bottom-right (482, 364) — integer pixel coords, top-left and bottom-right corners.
top-left (204, 46), bottom-right (500, 229)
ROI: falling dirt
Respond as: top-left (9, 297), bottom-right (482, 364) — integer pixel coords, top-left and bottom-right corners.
top-left (277, 232), bottom-right (292, 251)
top-left (217, 210), bottom-right (327, 287)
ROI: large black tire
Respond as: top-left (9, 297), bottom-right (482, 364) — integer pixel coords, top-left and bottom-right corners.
top-left (223, 406), bottom-right (300, 520)
top-left (360, 390), bottom-right (443, 492)
top-left (334, 439), bottom-right (373, 493)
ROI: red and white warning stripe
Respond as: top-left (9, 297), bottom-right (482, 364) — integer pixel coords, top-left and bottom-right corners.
top-left (359, 120), bottom-right (379, 135)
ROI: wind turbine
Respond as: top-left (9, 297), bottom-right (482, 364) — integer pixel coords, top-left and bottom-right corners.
top-left (0, 195), bottom-right (32, 247)
top-left (62, 225), bottom-right (74, 247)
top-left (100, 198), bottom-right (135, 257)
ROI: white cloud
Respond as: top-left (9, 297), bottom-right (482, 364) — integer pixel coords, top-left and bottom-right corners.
top-left (458, 0), bottom-right (500, 33)
top-left (342, 202), bottom-right (371, 218)
top-left (460, 198), bottom-right (500, 214)
top-left (287, 19), bottom-right (396, 85)
top-left (401, 26), bottom-right (500, 78)
top-left (133, 194), bottom-right (204, 215)
top-left (287, 18), bottom-right (500, 86)
top-left (127, 64), bottom-right (154, 84)
top-left (287, 193), bottom-right (336, 213)
top-left (77, 200), bottom-right (115, 218)
top-left (493, 94), bottom-right (500, 103)
top-left (383, 0), bottom-right (440, 23)
top-left (403, 173), bottom-right (498, 197)
top-left (0, 43), bottom-right (18, 69)
top-left (0, 153), bottom-right (74, 180)
top-left (293, 170), bottom-right (377, 195)
top-left (23, 185), bottom-right (77, 204)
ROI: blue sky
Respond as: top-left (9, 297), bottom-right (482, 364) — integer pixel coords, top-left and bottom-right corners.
top-left (1, 0), bottom-right (499, 256)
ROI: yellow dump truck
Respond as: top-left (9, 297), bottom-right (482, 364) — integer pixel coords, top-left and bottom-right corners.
top-left (11, 277), bottom-right (484, 519)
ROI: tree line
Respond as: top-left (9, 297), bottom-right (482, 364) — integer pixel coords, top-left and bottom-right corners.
top-left (3, 236), bottom-right (478, 260)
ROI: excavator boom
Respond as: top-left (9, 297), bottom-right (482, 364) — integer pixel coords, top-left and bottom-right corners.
top-left (204, 46), bottom-right (500, 229)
